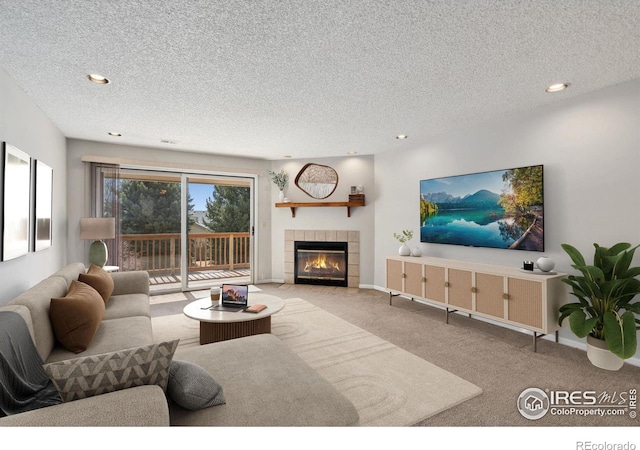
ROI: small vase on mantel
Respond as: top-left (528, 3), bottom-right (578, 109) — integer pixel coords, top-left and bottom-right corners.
top-left (278, 190), bottom-right (285, 203)
top-left (398, 243), bottom-right (411, 256)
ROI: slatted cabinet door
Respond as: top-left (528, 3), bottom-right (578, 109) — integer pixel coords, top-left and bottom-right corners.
top-left (386, 259), bottom-right (403, 293)
top-left (447, 268), bottom-right (472, 310)
top-left (404, 261), bottom-right (424, 297)
top-left (475, 273), bottom-right (505, 320)
top-left (506, 277), bottom-right (543, 330)
top-left (424, 265), bottom-right (446, 304)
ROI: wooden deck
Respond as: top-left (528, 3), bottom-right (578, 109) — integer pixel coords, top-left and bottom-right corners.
top-left (149, 268), bottom-right (251, 292)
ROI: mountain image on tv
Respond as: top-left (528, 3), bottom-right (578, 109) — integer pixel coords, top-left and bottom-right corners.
top-left (419, 165), bottom-right (544, 251)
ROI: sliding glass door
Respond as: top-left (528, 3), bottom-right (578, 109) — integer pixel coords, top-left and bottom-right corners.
top-left (182, 174), bottom-right (253, 291)
top-left (94, 165), bottom-right (254, 293)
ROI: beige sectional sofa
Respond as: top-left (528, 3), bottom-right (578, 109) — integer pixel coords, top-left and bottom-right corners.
top-left (0, 263), bottom-right (359, 426)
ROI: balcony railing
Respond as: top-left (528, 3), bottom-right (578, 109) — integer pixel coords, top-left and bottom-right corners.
top-left (115, 232), bottom-right (251, 274)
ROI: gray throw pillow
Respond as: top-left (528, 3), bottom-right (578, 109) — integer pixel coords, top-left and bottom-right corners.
top-left (167, 360), bottom-right (225, 410)
top-left (44, 340), bottom-right (179, 402)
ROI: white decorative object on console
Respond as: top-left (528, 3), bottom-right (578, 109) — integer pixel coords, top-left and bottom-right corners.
top-left (399, 243), bottom-right (411, 256)
top-left (536, 256), bottom-right (555, 272)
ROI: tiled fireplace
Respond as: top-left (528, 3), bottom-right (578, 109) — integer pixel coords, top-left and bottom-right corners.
top-left (284, 230), bottom-right (360, 288)
top-left (294, 240), bottom-right (348, 286)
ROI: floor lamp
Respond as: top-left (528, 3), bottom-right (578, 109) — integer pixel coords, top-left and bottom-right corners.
top-left (80, 218), bottom-right (116, 267)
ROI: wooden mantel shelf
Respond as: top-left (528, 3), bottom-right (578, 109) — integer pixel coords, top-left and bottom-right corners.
top-left (275, 201), bottom-right (364, 218)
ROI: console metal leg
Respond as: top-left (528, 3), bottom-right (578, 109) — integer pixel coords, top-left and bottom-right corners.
top-left (445, 307), bottom-right (458, 324)
top-left (533, 331), bottom-right (560, 352)
top-left (389, 291), bottom-right (401, 306)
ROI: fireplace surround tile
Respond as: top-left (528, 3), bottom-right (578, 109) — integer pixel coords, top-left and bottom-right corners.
top-left (284, 230), bottom-right (359, 288)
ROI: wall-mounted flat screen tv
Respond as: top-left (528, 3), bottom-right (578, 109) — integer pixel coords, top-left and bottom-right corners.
top-left (419, 165), bottom-right (544, 251)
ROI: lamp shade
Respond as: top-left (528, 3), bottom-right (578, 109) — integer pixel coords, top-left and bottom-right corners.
top-left (80, 218), bottom-right (116, 240)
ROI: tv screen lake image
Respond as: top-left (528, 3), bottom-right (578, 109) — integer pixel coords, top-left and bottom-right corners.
top-left (419, 166), bottom-right (544, 251)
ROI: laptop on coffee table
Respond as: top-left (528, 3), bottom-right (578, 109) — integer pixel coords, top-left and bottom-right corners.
top-left (212, 284), bottom-right (249, 312)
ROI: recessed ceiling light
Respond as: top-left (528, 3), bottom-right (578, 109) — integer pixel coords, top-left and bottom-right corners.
top-left (545, 83), bottom-right (570, 93)
top-left (87, 73), bottom-right (110, 84)
top-left (283, 155), bottom-right (292, 158)
top-left (160, 139), bottom-right (177, 144)
top-left (108, 131), bottom-right (121, 137)
top-left (347, 151), bottom-right (358, 155)
top-left (396, 134), bottom-right (408, 140)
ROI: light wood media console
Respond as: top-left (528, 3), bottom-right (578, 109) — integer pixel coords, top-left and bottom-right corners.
top-left (386, 256), bottom-right (568, 351)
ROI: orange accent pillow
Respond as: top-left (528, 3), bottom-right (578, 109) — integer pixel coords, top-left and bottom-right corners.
top-left (50, 280), bottom-right (105, 353)
top-left (78, 264), bottom-right (114, 303)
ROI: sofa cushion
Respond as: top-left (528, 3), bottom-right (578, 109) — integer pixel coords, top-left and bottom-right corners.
top-left (110, 271), bottom-right (150, 296)
top-left (170, 334), bottom-right (360, 426)
top-left (45, 315), bottom-right (154, 363)
top-left (0, 385), bottom-right (169, 427)
top-left (103, 293), bottom-right (151, 321)
top-left (49, 262), bottom-right (86, 288)
top-left (78, 264), bottom-right (114, 303)
top-left (50, 280), bottom-right (105, 353)
top-left (44, 339), bottom-right (179, 402)
top-left (167, 360), bottom-right (225, 410)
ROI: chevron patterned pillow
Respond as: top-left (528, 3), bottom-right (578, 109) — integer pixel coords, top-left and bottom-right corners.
top-left (44, 340), bottom-right (179, 402)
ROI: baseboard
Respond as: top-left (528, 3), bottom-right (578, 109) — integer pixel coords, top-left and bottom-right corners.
top-left (371, 284), bottom-right (640, 368)
top-left (254, 279), bottom-right (283, 284)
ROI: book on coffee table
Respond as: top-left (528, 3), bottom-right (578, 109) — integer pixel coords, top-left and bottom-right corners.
top-left (244, 304), bottom-right (267, 313)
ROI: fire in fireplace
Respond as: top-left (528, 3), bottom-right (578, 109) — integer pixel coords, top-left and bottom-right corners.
top-left (294, 241), bottom-right (348, 287)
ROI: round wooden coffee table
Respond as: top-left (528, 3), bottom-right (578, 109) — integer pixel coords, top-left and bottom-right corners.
top-left (183, 293), bottom-right (286, 345)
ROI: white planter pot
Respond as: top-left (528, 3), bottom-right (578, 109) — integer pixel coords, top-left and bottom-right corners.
top-left (586, 335), bottom-right (624, 371)
top-left (398, 243), bottom-right (411, 256)
top-left (278, 190), bottom-right (285, 202)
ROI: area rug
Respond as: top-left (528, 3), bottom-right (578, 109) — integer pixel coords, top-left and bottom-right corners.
top-left (151, 297), bottom-right (483, 426)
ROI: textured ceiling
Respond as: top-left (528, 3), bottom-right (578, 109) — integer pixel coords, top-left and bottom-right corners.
top-left (1, 1), bottom-right (639, 160)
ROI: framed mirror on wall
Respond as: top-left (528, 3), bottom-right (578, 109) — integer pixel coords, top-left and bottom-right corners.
top-left (295, 163), bottom-right (338, 199)
top-left (1, 142), bottom-right (31, 261)
top-left (33, 160), bottom-right (53, 251)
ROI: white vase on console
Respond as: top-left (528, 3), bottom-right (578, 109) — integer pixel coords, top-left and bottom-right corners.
top-left (536, 256), bottom-right (555, 272)
top-left (399, 243), bottom-right (411, 256)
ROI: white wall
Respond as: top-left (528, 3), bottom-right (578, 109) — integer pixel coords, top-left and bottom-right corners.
top-left (374, 78), bottom-right (640, 360)
top-left (2, 62), bottom-right (638, 360)
top-left (65, 140), bottom-right (273, 283)
top-left (0, 69), bottom-right (67, 304)
top-left (269, 156), bottom-right (375, 285)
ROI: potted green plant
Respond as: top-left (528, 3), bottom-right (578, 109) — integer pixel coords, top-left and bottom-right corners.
top-left (559, 242), bottom-right (640, 370)
top-left (394, 230), bottom-right (413, 256)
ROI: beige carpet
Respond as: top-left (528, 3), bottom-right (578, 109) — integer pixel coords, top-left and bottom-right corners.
top-left (151, 297), bottom-right (482, 426)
